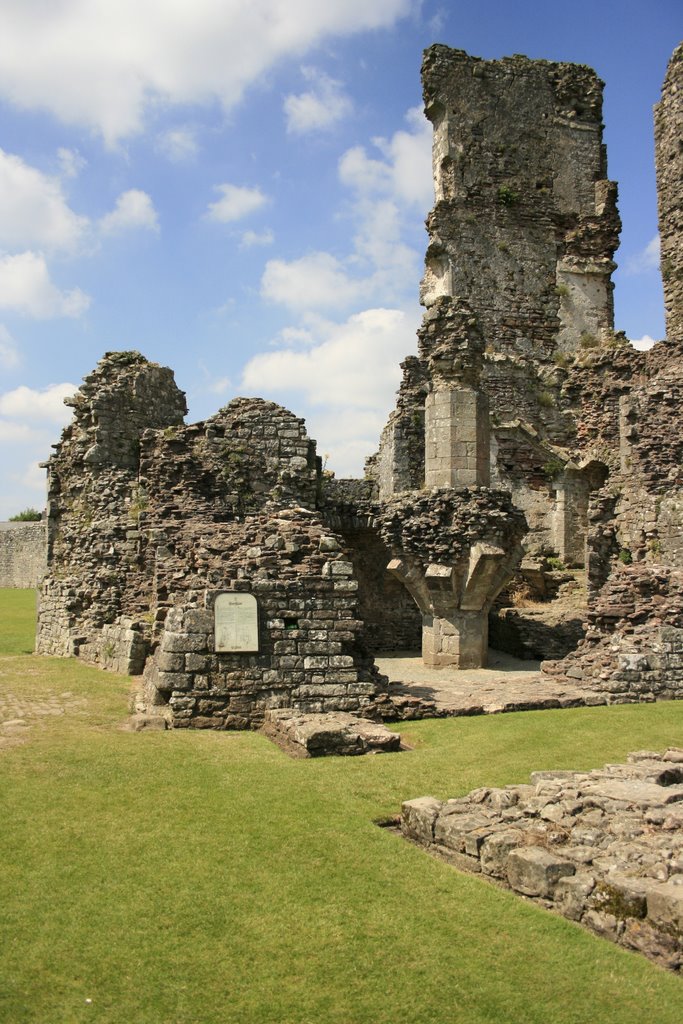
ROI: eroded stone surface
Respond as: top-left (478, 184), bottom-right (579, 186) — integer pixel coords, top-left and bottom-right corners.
top-left (261, 709), bottom-right (401, 758)
top-left (402, 748), bottom-right (683, 971)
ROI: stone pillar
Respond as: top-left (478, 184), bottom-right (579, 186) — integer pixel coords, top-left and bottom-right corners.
top-left (655, 43), bottom-right (683, 342)
top-left (387, 541), bottom-right (520, 671)
top-left (422, 611), bottom-right (488, 669)
top-left (425, 387), bottom-right (490, 489)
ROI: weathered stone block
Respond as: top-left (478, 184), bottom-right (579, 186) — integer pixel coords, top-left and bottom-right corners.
top-left (646, 881), bottom-right (683, 932)
top-left (554, 873), bottom-right (596, 921)
top-left (479, 829), bottom-right (525, 877)
top-left (507, 846), bottom-right (575, 897)
top-left (161, 632), bottom-right (208, 654)
top-left (402, 797), bottom-right (442, 844)
top-left (434, 811), bottom-right (492, 853)
top-left (155, 671), bottom-right (193, 692)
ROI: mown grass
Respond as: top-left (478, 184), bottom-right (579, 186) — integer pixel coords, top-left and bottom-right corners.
top-left (1, 590), bottom-right (682, 1023)
top-left (0, 587), bottom-right (36, 653)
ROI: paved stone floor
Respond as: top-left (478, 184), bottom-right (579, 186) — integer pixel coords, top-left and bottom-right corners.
top-left (375, 649), bottom-right (606, 716)
top-left (0, 668), bottom-right (88, 749)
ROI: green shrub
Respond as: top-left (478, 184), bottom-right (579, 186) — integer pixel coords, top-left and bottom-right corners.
top-left (497, 184), bottom-right (521, 206)
top-left (8, 508), bottom-right (42, 522)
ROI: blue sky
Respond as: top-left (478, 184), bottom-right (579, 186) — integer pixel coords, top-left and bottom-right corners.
top-left (0, 0), bottom-right (680, 518)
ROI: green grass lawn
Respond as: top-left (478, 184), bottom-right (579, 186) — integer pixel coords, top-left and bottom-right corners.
top-left (1, 589), bottom-right (682, 1023)
top-left (0, 587), bottom-right (36, 653)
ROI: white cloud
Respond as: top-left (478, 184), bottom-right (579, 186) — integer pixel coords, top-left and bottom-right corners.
top-left (241, 306), bottom-right (420, 475)
top-left (242, 307), bottom-right (415, 408)
top-left (0, 325), bottom-right (20, 368)
top-left (241, 229), bottom-right (274, 248)
top-left (631, 334), bottom-right (658, 351)
top-left (339, 106), bottom-right (432, 208)
top-left (0, 381), bottom-right (74, 516)
top-left (625, 234), bottom-right (660, 275)
top-left (0, 251), bottom-right (91, 319)
top-left (261, 252), bottom-right (369, 311)
top-left (284, 67), bottom-right (353, 134)
top-left (99, 189), bottom-right (160, 235)
top-left (205, 184), bottom-right (269, 224)
top-left (21, 460), bottom-right (48, 492)
top-left (0, 1), bottom-right (414, 144)
top-left (0, 147), bottom-right (88, 252)
top-left (0, 421), bottom-right (41, 443)
top-left (207, 376), bottom-right (232, 395)
top-left (262, 106), bottom-right (429, 314)
top-left (0, 382), bottom-right (78, 423)
top-left (57, 147), bottom-right (86, 179)
top-left (157, 127), bottom-right (198, 162)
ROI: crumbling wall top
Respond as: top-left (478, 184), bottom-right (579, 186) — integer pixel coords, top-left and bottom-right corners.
top-left (60, 350), bottom-right (187, 469)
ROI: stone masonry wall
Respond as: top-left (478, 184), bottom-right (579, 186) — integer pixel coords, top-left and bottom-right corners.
top-left (655, 43), bottom-right (683, 342)
top-left (37, 355), bottom-right (388, 728)
top-left (370, 46), bottom-right (621, 564)
top-left (421, 46), bottom-right (619, 367)
top-left (402, 748), bottom-right (683, 972)
top-left (0, 522), bottom-right (46, 588)
top-left (141, 508), bottom-right (383, 729)
top-left (321, 478), bottom-right (422, 651)
top-left (36, 352), bottom-right (187, 664)
top-left (542, 565), bottom-right (683, 701)
top-left (558, 338), bottom-right (683, 593)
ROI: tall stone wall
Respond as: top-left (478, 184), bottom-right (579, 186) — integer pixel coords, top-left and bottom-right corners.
top-left (37, 352), bottom-right (188, 664)
top-left (655, 43), bottom-right (683, 342)
top-left (558, 337), bottom-right (683, 593)
top-left (0, 522), bottom-right (46, 588)
top-left (421, 46), bottom-right (619, 369)
top-left (370, 45), bottom-right (622, 570)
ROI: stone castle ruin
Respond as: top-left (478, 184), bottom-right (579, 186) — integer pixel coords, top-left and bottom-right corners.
top-left (35, 43), bottom-right (683, 728)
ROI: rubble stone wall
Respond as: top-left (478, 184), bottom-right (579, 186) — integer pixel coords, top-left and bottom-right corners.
top-left (0, 522), bottom-right (46, 588)
top-left (141, 509), bottom-right (383, 729)
top-left (542, 565), bottom-right (683, 700)
top-left (37, 352), bottom-right (387, 727)
top-left (421, 46), bottom-right (619, 368)
top-left (36, 352), bottom-right (188, 661)
top-left (370, 44), bottom-right (622, 565)
top-left (402, 748), bottom-right (683, 972)
top-left (655, 43), bottom-right (683, 341)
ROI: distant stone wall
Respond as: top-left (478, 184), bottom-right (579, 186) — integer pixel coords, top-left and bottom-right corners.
top-left (0, 522), bottom-right (46, 588)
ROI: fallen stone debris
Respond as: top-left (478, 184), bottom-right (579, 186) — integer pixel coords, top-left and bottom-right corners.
top-left (402, 748), bottom-right (683, 971)
top-left (261, 709), bottom-right (402, 758)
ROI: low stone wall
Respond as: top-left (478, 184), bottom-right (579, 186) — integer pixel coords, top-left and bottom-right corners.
top-left (402, 748), bottom-right (683, 971)
top-left (0, 521), bottom-right (46, 588)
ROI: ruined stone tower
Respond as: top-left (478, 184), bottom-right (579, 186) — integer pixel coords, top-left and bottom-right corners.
top-left (655, 42), bottom-right (683, 342)
top-left (367, 45), bottom-right (628, 669)
top-left (421, 47), bottom-right (620, 368)
top-left (369, 45), bottom-right (629, 639)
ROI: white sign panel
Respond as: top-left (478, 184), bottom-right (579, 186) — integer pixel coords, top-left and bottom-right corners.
top-left (214, 592), bottom-right (259, 653)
